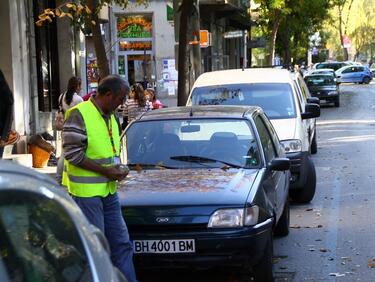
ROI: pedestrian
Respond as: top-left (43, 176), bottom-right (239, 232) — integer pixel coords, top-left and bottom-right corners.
top-left (121, 83), bottom-right (146, 129)
top-left (0, 69), bottom-right (16, 158)
top-left (56, 76), bottom-right (83, 185)
top-left (145, 88), bottom-right (165, 109)
top-left (61, 75), bottom-right (137, 282)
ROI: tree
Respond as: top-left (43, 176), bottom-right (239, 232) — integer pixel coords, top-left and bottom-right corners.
top-left (255, 0), bottom-right (290, 65)
top-left (276, 0), bottom-right (331, 65)
top-left (330, 0), bottom-right (354, 60)
top-left (36, 0), bottom-right (147, 78)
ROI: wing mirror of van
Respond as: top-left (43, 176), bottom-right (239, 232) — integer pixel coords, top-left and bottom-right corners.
top-left (307, 97), bottom-right (320, 105)
top-left (301, 103), bottom-right (320, 119)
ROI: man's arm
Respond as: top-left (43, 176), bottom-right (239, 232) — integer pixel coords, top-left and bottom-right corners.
top-left (63, 110), bottom-right (127, 181)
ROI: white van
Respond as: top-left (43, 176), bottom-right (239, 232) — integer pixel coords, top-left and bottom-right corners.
top-left (187, 68), bottom-right (320, 203)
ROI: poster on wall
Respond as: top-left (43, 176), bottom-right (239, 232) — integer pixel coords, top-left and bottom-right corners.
top-left (161, 59), bottom-right (178, 96)
top-left (86, 58), bottom-right (99, 93)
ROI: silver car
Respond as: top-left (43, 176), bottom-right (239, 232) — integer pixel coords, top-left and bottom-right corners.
top-left (0, 161), bottom-right (126, 282)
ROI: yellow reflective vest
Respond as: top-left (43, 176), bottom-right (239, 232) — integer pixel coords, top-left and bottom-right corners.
top-left (62, 100), bottom-right (120, 197)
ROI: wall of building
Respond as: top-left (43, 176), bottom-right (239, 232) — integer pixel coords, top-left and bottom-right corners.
top-left (112, 1), bottom-right (177, 106)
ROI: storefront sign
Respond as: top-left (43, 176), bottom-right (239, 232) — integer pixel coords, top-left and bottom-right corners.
top-left (117, 15), bottom-right (152, 38)
top-left (119, 41), bottom-right (152, 51)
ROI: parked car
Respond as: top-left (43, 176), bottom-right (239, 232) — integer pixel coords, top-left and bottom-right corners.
top-left (119, 105), bottom-right (290, 281)
top-left (369, 63), bottom-right (375, 78)
top-left (335, 65), bottom-right (372, 84)
top-left (304, 68), bottom-right (337, 79)
top-left (187, 68), bottom-right (320, 203)
top-left (0, 161), bottom-right (126, 282)
top-left (304, 73), bottom-right (340, 107)
top-left (314, 61), bottom-right (350, 71)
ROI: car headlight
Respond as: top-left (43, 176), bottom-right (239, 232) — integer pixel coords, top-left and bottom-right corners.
top-left (208, 206), bottom-right (259, 228)
top-left (327, 91), bottom-right (338, 95)
top-left (281, 139), bottom-right (302, 153)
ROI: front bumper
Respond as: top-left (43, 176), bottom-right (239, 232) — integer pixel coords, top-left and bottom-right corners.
top-left (129, 218), bottom-right (273, 270)
top-left (286, 151), bottom-right (309, 189)
top-left (311, 91), bottom-right (339, 101)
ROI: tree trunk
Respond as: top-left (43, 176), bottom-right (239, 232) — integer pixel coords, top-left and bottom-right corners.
top-left (177, 0), bottom-right (191, 106)
top-left (268, 9), bottom-right (281, 65)
top-left (87, 0), bottom-right (110, 78)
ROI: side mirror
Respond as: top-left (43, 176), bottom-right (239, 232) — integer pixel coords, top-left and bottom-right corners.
top-left (268, 158), bottom-right (290, 171)
top-left (307, 97), bottom-right (320, 105)
top-left (301, 103), bottom-right (320, 119)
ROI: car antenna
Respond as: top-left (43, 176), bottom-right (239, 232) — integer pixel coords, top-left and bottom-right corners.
top-left (189, 107), bottom-right (193, 117)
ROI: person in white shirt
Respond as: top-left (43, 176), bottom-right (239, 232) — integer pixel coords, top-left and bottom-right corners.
top-left (57, 76), bottom-right (83, 184)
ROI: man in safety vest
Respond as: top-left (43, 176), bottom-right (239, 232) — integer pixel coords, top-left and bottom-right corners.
top-left (62, 75), bottom-right (137, 282)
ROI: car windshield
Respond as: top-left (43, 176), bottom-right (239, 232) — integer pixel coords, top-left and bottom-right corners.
top-left (125, 118), bottom-right (260, 169)
top-left (191, 83), bottom-right (296, 119)
top-left (316, 63), bottom-right (345, 71)
top-left (0, 190), bottom-right (92, 281)
top-left (305, 75), bottom-right (335, 86)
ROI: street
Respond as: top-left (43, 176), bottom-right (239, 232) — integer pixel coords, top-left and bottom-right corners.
top-left (137, 82), bottom-right (375, 282)
top-left (274, 81), bottom-right (375, 281)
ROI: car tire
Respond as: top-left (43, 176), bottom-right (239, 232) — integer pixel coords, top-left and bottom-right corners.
top-left (363, 76), bottom-right (371, 84)
top-left (274, 198), bottom-right (290, 237)
top-left (252, 233), bottom-right (274, 282)
top-left (290, 157), bottom-right (316, 203)
top-left (311, 133), bottom-right (318, 154)
top-left (334, 97), bottom-right (340, 107)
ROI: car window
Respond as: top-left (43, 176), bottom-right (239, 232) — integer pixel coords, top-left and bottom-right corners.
top-left (305, 75), bottom-right (335, 86)
top-left (292, 81), bottom-right (304, 113)
top-left (191, 83), bottom-right (296, 119)
top-left (254, 116), bottom-right (277, 162)
top-left (342, 67), bottom-right (354, 73)
top-left (0, 190), bottom-right (92, 281)
top-left (258, 113), bottom-right (281, 157)
top-left (126, 118), bottom-right (261, 168)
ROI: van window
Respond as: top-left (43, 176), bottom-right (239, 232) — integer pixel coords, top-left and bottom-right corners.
top-left (191, 83), bottom-right (296, 119)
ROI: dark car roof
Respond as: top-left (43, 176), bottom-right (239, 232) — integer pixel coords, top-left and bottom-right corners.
top-left (136, 105), bottom-right (263, 121)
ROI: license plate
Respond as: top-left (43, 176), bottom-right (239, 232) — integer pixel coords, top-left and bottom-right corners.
top-left (133, 239), bottom-right (195, 254)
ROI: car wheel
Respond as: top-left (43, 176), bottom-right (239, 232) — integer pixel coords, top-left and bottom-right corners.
top-left (290, 157), bottom-right (316, 203)
top-left (274, 198), bottom-right (289, 237)
top-left (252, 233), bottom-right (274, 282)
top-left (311, 133), bottom-right (318, 154)
top-left (363, 76), bottom-right (371, 84)
top-left (334, 97), bottom-right (340, 107)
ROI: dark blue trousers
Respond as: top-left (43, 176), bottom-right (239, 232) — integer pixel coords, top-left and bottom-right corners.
top-left (72, 193), bottom-right (137, 282)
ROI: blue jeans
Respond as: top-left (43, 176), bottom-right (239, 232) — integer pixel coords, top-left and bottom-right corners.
top-left (72, 193), bottom-right (137, 282)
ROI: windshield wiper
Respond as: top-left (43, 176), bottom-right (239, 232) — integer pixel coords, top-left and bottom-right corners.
top-left (127, 163), bottom-right (177, 170)
top-left (170, 155), bottom-right (242, 168)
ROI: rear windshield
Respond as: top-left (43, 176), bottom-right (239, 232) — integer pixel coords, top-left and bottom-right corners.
top-left (191, 83), bottom-right (296, 119)
top-left (316, 63), bottom-right (345, 71)
top-left (305, 75), bottom-right (335, 86)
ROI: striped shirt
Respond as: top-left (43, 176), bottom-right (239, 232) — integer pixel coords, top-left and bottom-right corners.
top-left (121, 98), bottom-right (146, 122)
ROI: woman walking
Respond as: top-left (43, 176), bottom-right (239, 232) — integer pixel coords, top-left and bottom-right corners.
top-left (56, 76), bottom-right (83, 184)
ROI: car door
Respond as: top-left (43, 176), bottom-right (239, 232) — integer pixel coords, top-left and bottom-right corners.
top-left (341, 66), bottom-right (356, 82)
top-left (254, 115), bottom-right (287, 216)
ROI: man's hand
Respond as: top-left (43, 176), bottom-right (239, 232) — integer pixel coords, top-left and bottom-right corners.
top-left (104, 166), bottom-right (129, 181)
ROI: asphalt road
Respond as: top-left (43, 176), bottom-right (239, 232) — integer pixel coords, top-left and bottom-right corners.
top-left (137, 81), bottom-right (375, 282)
top-left (274, 81), bottom-right (375, 282)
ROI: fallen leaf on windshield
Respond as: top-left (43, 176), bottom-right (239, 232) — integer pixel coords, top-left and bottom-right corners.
top-left (290, 225), bottom-right (301, 229)
top-left (305, 208), bottom-right (313, 211)
top-left (368, 258), bottom-right (375, 268)
top-left (320, 248), bottom-right (328, 252)
top-left (134, 164), bottom-right (143, 173)
top-left (221, 165), bottom-right (230, 171)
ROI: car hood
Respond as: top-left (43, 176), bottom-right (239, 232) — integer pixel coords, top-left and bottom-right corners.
top-left (118, 168), bottom-right (258, 208)
top-left (270, 118), bottom-right (296, 141)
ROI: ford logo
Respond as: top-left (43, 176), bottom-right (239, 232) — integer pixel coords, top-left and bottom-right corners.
top-left (156, 217), bottom-right (170, 223)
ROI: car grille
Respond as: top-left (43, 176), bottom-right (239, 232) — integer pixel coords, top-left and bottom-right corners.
top-left (128, 223), bottom-right (208, 234)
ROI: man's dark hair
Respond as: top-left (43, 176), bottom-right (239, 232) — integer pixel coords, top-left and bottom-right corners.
top-left (97, 75), bottom-right (130, 97)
